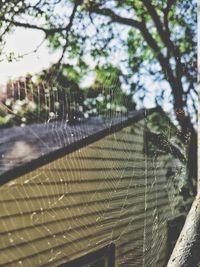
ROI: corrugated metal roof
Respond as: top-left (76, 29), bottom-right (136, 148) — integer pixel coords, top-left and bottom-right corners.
top-left (0, 108), bottom-right (158, 184)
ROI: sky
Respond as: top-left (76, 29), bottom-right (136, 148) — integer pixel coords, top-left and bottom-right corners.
top-left (0, 28), bottom-right (60, 86)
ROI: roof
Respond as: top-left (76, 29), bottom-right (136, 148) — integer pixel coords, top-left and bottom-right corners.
top-left (0, 107), bottom-right (160, 185)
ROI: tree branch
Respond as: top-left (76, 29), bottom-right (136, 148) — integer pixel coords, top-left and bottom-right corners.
top-left (88, 5), bottom-right (183, 103)
top-left (53, 0), bottom-right (81, 73)
top-left (87, 4), bottom-right (142, 29)
top-left (143, 0), bottom-right (178, 57)
top-left (3, 19), bottom-right (66, 35)
top-left (88, 4), bottom-right (186, 110)
top-left (143, 0), bottom-right (183, 84)
top-left (164, 0), bottom-right (176, 34)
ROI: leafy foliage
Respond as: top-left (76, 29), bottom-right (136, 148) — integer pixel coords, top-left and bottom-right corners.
top-left (0, 1), bottom-right (197, 118)
top-left (1, 63), bottom-right (136, 127)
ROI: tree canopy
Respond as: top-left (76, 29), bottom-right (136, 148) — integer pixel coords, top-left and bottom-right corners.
top-left (0, 1), bottom-right (197, 122)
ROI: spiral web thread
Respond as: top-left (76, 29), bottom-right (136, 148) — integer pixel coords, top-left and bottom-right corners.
top-left (0, 73), bottom-right (189, 267)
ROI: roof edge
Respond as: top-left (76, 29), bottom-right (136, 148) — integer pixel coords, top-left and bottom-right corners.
top-left (0, 107), bottom-right (160, 185)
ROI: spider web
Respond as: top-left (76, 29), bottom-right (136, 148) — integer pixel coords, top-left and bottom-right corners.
top-left (0, 73), bottom-right (191, 267)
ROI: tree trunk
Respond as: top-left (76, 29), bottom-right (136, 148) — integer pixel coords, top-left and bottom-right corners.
top-left (177, 114), bottom-right (197, 196)
top-left (187, 126), bottom-right (197, 195)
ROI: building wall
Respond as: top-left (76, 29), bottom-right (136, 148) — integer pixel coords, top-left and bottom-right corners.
top-left (0, 119), bottom-right (182, 267)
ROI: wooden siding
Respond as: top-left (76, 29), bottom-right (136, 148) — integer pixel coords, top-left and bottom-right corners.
top-left (0, 120), bottom-right (182, 267)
